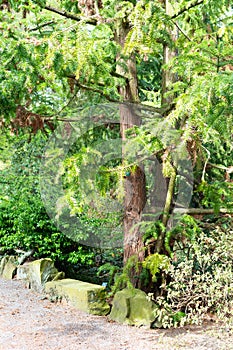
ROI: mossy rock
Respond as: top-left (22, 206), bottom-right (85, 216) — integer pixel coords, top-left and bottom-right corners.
top-left (109, 288), bottom-right (157, 328)
top-left (45, 279), bottom-right (110, 316)
top-left (0, 256), bottom-right (18, 279)
top-left (21, 258), bottom-right (65, 292)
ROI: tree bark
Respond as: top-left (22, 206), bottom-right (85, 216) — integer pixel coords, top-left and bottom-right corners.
top-left (161, 0), bottom-right (178, 107)
top-left (116, 24), bottom-right (147, 287)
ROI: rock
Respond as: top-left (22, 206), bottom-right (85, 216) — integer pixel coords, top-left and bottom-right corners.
top-left (52, 271), bottom-right (65, 281)
top-left (17, 264), bottom-right (30, 281)
top-left (17, 249), bottom-right (35, 265)
top-left (29, 258), bottom-right (65, 292)
top-left (109, 288), bottom-right (157, 328)
top-left (45, 278), bottom-right (110, 316)
top-left (17, 258), bottom-right (65, 292)
top-left (0, 256), bottom-right (17, 279)
top-left (0, 256), bottom-right (18, 279)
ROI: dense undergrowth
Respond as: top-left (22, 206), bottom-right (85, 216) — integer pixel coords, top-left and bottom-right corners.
top-left (98, 215), bottom-right (233, 327)
top-left (0, 132), bottom-right (233, 328)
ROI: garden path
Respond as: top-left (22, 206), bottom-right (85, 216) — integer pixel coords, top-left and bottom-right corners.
top-left (0, 279), bottom-right (232, 350)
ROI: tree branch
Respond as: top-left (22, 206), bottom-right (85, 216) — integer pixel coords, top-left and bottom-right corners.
top-left (208, 163), bottom-right (233, 172)
top-left (29, 21), bottom-right (55, 32)
top-left (44, 5), bottom-right (97, 25)
top-left (111, 71), bottom-right (127, 80)
top-left (66, 76), bottom-right (119, 102)
top-left (171, 20), bottom-right (191, 41)
top-left (174, 208), bottom-right (233, 215)
top-left (76, 82), bottom-right (119, 102)
top-left (68, 71), bottom-right (126, 81)
top-left (171, 0), bottom-right (204, 19)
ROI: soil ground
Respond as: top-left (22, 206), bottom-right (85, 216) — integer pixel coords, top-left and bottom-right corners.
top-left (0, 278), bottom-right (232, 350)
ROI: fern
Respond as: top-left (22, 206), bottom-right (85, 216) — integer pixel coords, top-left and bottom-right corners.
top-left (142, 253), bottom-right (170, 282)
top-left (111, 255), bottom-right (139, 294)
top-left (97, 262), bottom-right (120, 286)
top-left (142, 221), bottom-right (165, 244)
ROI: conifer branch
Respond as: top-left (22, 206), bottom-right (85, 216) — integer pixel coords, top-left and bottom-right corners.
top-left (75, 81), bottom-right (119, 102)
top-left (29, 21), bottom-right (55, 32)
top-left (171, 0), bottom-right (204, 19)
top-left (44, 5), bottom-right (97, 25)
top-left (171, 20), bottom-right (191, 41)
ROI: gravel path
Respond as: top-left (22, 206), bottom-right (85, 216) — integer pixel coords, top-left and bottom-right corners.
top-left (0, 278), bottom-right (232, 350)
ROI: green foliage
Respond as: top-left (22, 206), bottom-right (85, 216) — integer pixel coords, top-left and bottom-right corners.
top-left (0, 0), bottom-right (232, 327)
top-left (165, 214), bottom-right (201, 256)
top-left (137, 54), bottom-right (162, 105)
top-left (56, 125), bottom-right (124, 247)
top-left (143, 216), bottom-right (233, 328)
top-left (198, 180), bottom-right (233, 212)
top-left (110, 255), bottom-right (140, 294)
top-left (166, 217), bottom-right (233, 325)
top-left (142, 253), bottom-right (170, 282)
top-left (97, 262), bottom-right (120, 287)
top-left (67, 247), bottom-right (94, 265)
top-left (59, 0), bottom-right (81, 13)
top-left (152, 296), bottom-right (186, 328)
top-left (0, 132), bottom-right (95, 267)
top-left (142, 221), bottom-right (164, 245)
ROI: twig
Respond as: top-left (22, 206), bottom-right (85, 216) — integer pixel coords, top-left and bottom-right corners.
top-left (201, 146), bottom-right (210, 182)
top-left (45, 89), bottom-right (80, 121)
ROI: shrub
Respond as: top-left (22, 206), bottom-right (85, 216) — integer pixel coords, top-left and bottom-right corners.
top-left (0, 132), bottom-right (95, 269)
top-left (166, 217), bottom-right (233, 325)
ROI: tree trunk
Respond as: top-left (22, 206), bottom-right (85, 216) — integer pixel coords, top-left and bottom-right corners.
top-left (161, 0), bottom-right (178, 107)
top-left (158, 0), bottom-right (179, 254)
top-left (120, 104), bottom-right (147, 263)
top-left (116, 25), bottom-right (147, 287)
top-left (120, 105), bottom-right (147, 288)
